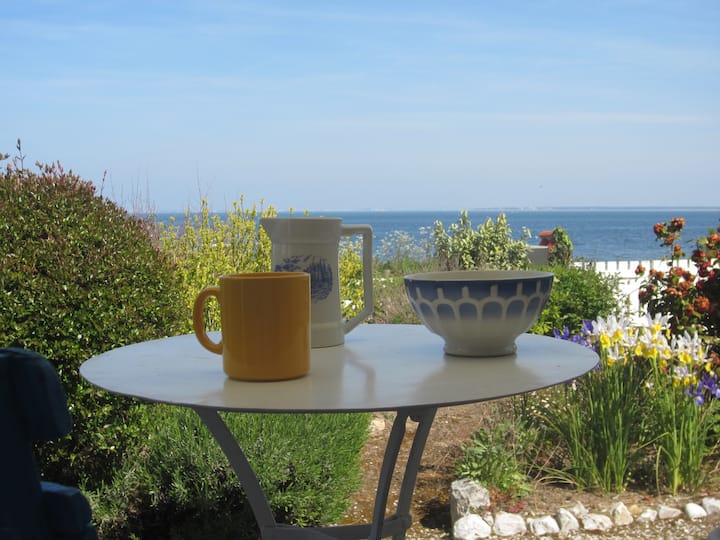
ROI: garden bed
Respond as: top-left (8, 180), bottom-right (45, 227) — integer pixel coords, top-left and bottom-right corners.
top-left (340, 400), bottom-right (720, 539)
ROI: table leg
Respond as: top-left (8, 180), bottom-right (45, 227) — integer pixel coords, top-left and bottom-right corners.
top-left (193, 406), bottom-right (437, 540)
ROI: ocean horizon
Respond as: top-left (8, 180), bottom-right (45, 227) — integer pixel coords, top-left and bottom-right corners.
top-left (154, 207), bottom-right (719, 263)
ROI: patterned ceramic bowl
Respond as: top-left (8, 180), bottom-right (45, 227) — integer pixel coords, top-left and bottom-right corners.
top-left (404, 270), bottom-right (554, 357)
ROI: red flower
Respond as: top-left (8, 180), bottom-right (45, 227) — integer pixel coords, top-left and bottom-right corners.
top-left (694, 296), bottom-right (711, 313)
top-left (670, 217), bottom-right (686, 231)
top-left (653, 222), bottom-right (665, 236)
top-left (635, 264), bottom-right (646, 275)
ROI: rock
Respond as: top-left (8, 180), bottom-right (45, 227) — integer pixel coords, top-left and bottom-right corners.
top-left (637, 508), bottom-right (658, 522)
top-left (657, 504), bottom-right (683, 520)
top-left (703, 496), bottom-right (720, 515)
top-left (568, 500), bottom-right (588, 517)
top-left (555, 508), bottom-right (580, 533)
top-left (369, 416), bottom-right (386, 435)
top-left (492, 511), bottom-right (527, 537)
top-left (527, 515), bottom-right (559, 536)
top-left (610, 501), bottom-right (634, 526)
top-left (449, 479), bottom-right (491, 523)
top-left (580, 512), bottom-right (614, 531)
top-left (627, 503), bottom-right (643, 516)
top-left (453, 514), bottom-right (491, 540)
top-left (684, 502), bottom-right (707, 519)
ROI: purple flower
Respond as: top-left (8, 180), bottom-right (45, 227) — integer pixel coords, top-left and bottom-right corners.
top-left (553, 326), bottom-right (594, 350)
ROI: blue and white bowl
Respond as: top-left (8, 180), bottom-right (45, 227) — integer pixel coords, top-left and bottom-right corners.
top-left (404, 270), bottom-right (554, 357)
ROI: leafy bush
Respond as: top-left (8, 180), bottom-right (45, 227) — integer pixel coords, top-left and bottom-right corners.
top-left (0, 155), bottom-right (186, 486)
top-left (157, 198), bottom-right (276, 332)
top-left (454, 419), bottom-right (537, 498)
top-left (637, 216), bottom-right (720, 338)
top-left (92, 406), bottom-right (370, 539)
top-left (547, 226), bottom-right (574, 267)
top-left (531, 264), bottom-right (621, 336)
top-left (431, 211), bottom-right (531, 270)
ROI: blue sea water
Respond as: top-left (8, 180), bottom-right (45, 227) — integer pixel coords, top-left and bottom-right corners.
top-left (155, 208), bottom-right (719, 262)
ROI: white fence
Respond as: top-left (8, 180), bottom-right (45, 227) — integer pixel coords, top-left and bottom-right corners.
top-left (575, 259), bottom-right (693, 324)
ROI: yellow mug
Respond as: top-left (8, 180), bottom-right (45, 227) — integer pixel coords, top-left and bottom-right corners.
top-left (193, 272), bottom-right (311, 381)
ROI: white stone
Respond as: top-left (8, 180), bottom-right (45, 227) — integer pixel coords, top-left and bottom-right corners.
top-left (657, 504), bottom-right (683, 520)
top-left (568, 500), bottom-right (588, 517)
top-left (637, 508), bottom-right (658, 522)
top-left (703, 496), bottom-right (720, 515)
top-left (449, 479), bottom-right (491, 523)
top-left (481, 512), bottom-right (494, 527)
top-left (527, 515), bottom-right (560, 536)
top-left (684, 502), bottom-right (707, 519)
top-left (555, 508), bottom-right (580, 532)
top-left (369, 416), bottom-right (386, 435)
top-left (492, 511), bottom-right (527, 537)
top-left (610, 501), bottom-right (634, 526)
top-left (580, 512), bottom-right (614, 531)
top-left (453, 514), bottom-right (492, 540)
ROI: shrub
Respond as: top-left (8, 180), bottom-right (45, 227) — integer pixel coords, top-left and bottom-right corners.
top-left (637, 216), bottom-right (720, 338)
top-left (92, 406), bottom-right (370, 539)
top-left (454, 419), bottom-right (537, 498)
top-left (531, 264), bottom-right (621, 336)
top-left (0, 155), bottom-right (186, 486)
top-left (547, 226), bottom-right (574, 267)
top-left (431, 211), bottom-right (531, 270)
top-left (156, 198), bottom-right (275, 332)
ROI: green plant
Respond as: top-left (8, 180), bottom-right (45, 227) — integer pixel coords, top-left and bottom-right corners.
top-left (454, 419), bottom-right (535, 498)
top-left (157, 198), bottom-right (275, 332)
top-left (531, 264), bottom-right (621, 336)
top-left (539, 316), bottom-right (650, 492)
top-left (547, 227), bottom-right (574, 266)
top-left (92, 406), bottom-right (370, 539)
top-left (545, 314), bottom-right (719, 494)
top-left (0, 154), bottom-right (186, 487)
top-left (339, 238), bottom-right (366, 321)
top-left (431, 211), bottom-right (531, 270)
top-left (637, 217), bottom-right (720, 337)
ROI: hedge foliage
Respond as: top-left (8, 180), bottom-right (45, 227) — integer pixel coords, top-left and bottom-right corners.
top-left (0, 158), bottom-right (186, 486)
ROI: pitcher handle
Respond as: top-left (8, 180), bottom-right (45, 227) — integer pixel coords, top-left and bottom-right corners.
top-left (340, 224), bottom-right (374, 333)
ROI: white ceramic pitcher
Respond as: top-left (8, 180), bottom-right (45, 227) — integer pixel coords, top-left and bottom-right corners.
top-left (260, 217), bottom-right (373, 348)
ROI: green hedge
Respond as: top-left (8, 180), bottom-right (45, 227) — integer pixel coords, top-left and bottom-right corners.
top-left (0, 160), bottom-right (186, 486)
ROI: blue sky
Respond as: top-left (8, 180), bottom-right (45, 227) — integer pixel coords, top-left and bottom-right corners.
top-left (2, 1), bottom-right (719, 212)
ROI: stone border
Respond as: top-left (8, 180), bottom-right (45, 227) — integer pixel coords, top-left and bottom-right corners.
top-left (451, 478), bottom-right (720, 539)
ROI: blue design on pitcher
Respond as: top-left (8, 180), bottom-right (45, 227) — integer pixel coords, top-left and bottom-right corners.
top-left (274, 255), bottom-right (333, 303)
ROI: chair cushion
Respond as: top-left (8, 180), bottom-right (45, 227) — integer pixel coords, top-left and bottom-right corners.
top-left (41, 482), bottom-right (93, 534)
top-left (0, 347), bottom-right (72, 441)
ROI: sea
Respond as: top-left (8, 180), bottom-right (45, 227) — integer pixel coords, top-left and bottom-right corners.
top-left (154, 208), bottom-right (719, 263)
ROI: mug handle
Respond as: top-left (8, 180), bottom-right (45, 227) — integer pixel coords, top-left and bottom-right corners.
top-left (193, 287), bottom-right (223, 354)
top-left (341, 224), bottom-right (374, 333)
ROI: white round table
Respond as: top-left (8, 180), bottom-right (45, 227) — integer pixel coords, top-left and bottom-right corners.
top-left (81, 324), bottom-right (598, 539)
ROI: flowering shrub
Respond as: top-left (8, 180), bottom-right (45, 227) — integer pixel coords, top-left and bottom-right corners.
top-left (636, 217), bottom-right (720, 338)
top-left (544, 314), bottom-right (719, 494)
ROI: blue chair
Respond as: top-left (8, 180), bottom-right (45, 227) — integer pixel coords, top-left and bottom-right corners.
top-left (0, 347), bottom-right (98, 540)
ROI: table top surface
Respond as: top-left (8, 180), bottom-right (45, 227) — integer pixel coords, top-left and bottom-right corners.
top-left (80, 324), bottom-right (598, 413)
